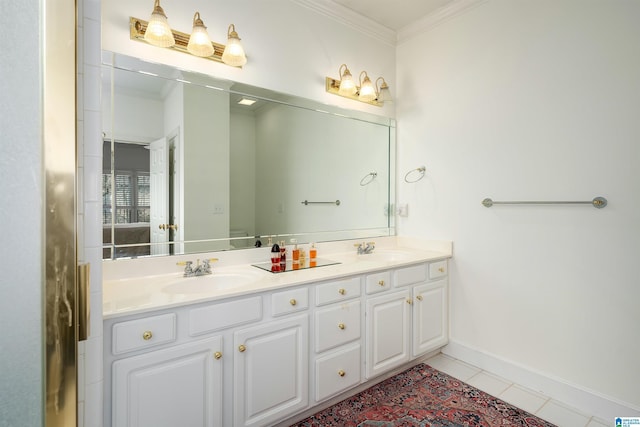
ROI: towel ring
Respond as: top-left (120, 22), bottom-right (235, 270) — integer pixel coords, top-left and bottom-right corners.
top-left (404, 166), bottom-right (426, 183)
top-left (360, 171), bottom-right (377, 186)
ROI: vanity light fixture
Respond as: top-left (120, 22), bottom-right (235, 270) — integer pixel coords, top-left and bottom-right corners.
top-left (375, 77), bottom-right (392, 103)
top-left (221, 24), bottom-right (247, 67)
top-left (337, 64), bottom-right (356, 96)
top-left (131, 2), bottom-right (247, 67)
top-left (358, 71), bottom-right (376, 102)
top-left (144, 0), bottom-right (175, 47)
top-left (187, 12), bottom-right (214, 57)
top-left (325, 64), bottom-right (391, 107)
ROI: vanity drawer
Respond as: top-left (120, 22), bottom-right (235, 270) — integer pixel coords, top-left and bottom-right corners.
top-left (315, 300), bottom-right (361, 353)
top-left (189, 296), bottom-right (262, 336)
top-left (365, 271), bottom-right (392, 294)
top-left (315, 344), bottom-right (361, 402)
top-left (315, 277), bottom-right (361, 306)
top-left (112, 313), bottom-right (176, 355)
top-left (429, 261), bottom-right (448, 279)
top-left (395, 264), bottom-right (428, 287)
top-left (272, 287), bottom-right (309, 316)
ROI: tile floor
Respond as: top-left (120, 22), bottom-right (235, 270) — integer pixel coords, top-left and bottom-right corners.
top-left (425, 353), bottom-right (610, 427)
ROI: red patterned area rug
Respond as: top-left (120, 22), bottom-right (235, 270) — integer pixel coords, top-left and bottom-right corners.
top-left (291, 363), bottom-right (556, 427)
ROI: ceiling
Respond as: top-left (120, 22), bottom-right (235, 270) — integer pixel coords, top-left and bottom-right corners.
top-left (329, 0), bottom-right (455, 31)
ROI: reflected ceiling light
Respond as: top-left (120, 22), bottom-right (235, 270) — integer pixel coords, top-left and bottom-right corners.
top-left (237, 97), bottom-right (257, 106)
top-left (337, 64), bottom-right (357, 96)
top-left (221, 24), bottom-right (247, 67)
top-left (187, 12), bottom-right (214, 57)
top-left (325, 65), bottom-right (391, 107)
top-left (143, 0), bottom-right (175, 47)
top-left (358, 71), bottom-right (376, 103)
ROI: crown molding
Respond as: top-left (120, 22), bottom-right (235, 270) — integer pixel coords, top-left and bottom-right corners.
top-left (291, 0), bottom-right (397, 46)
top-left (398, 0), bottom-right (488, 44)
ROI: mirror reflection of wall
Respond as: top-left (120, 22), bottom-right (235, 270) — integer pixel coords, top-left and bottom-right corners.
top-left (102, 53), bottom-right (395, 259)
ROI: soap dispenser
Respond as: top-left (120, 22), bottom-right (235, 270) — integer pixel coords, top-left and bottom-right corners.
top-left (270, 243), bottom-right (281, 272)
top-left (291, 239), bottom-right (300, 270)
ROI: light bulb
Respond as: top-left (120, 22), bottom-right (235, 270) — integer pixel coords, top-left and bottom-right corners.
top-left (144, 0), bottom-right (175, 48)
top-left (221, 24), bottom-right (247, 67)
top-left (358, 72), bottom-right (376, 102)
top-left (187, 12), bottom-right (214, 57)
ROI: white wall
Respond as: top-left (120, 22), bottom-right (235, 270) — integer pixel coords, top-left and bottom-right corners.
top-left (182, 83), bottom-right (231, 252)
top-left (255, 103), bottom-right (390, 235)
top-left (0, 0), bottom-right (43, 425)
top-left (103, 89), bottom-right (164, 143)
top-left (396, 0), bottom-right (640, 416)
top-left (230, 110), bottom-right (257, 238)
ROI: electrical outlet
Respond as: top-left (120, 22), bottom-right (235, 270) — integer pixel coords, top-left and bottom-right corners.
top-left (213, 203), bottom-right (224, 215)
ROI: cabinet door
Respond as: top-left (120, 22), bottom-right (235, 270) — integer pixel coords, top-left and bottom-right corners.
top-left (233, 314), bottom-right (309, 427)
top-left (112, 336), bottom-right (223, 427)
top-left (365, 289), bottom-right (411, 379)
top-left (413, 279), bottom-right (448, 357)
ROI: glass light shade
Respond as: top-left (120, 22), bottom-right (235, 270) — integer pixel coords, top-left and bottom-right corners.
top-left (187, 13), bottom-right (214, 57)
top-left (144, 0), bottom-right (175, 48)
top-left (377, 86), bottom-right (392, 102)
top-left (358, 75), bottom-right (377, 102)
top-left (221, 24), bottom-right (247, 67)
top-left (338, 71), bottom-right (357, 96)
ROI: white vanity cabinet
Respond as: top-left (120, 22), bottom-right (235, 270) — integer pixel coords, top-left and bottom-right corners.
top-left (111, 336), bottom-right (224, 427)
top-left (313, 277), bottom-right (362, 402)
top-left (366, 288), bottom-right (412, 378)
top-left (233, 286), bottom-right (310, 427)
top-left (104, 256), bottom-right (450, 427)
top-left (365, 261), bottom-right (448, 379)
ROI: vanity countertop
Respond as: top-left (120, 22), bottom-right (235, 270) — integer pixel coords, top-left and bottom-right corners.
top-left (103, 237), bottom-right (452, 319)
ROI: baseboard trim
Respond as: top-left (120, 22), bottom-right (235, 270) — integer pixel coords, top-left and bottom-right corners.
top-left (442, 340), bottom-right (640, 421)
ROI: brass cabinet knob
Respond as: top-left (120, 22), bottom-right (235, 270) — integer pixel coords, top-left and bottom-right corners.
top-left (438, 267), bottom-right (445, 273)
top-left (416, 295), bottom-right (423, 301)
top-left (338, 288), bottom-right (346, 295)
top-left (406, 298), bottom-right (413, 305)
top-left (142, 331), bottom-right (153, 340)
top-left (338, 323), bottom-right (345, 330)
top-left (338, 370), bottom-right (346, 377)
top-left (378, 280), bottom-right (385, 287)
top-left (289, 299), bottom-right (297, 306)
top-left (214, 351), bottom-right (222, 360)
top-left (238, 344), bottom-right (246, 353)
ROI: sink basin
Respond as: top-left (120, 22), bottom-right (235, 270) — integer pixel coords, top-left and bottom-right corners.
top-left (163, 271), bottom-right (261, 294)
top-left (353, 249), bottom-right (415, 263)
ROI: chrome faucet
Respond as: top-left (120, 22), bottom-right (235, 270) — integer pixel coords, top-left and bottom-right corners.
top-left (354, 242), bottom-right (376, 255)
top-left (177, 258), bottom-right (218, 277)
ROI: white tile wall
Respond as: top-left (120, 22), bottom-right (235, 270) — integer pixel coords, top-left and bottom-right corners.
top-left (78, 0), bottom-right (103, 425)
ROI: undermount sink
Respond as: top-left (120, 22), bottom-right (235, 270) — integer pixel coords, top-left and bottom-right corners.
top-left (354, 249), bottom-right (415, 262)
top-left (163, 271), bottom-right (261, 294)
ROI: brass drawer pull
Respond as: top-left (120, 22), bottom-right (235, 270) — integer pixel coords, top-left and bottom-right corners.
top-left (416, 295), bottom-right (423, 301)
top-left (142, 331), bottom-right (153, 340)
top-left (289, 299), bottom-right (297, 306)
top-left (214, 351), bottom-right (222, 360)
top-left (338, 323), bottom-right (345, 330)
top-left (406, 298), bottom-right (413, 305)
top-left (338, 370), bottom-right (346, 377)
top-left (378, 280), bottom-right (385, 286)
top-left (338, 288), bottom-right (346, 295)
top-left (238, 344), bottom-right (246, 353)
top-left (438, 266), bottom-right (445, 273)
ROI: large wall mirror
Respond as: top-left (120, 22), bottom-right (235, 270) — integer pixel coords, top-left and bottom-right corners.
top-left (102, 52), bottom-right (396, 259)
